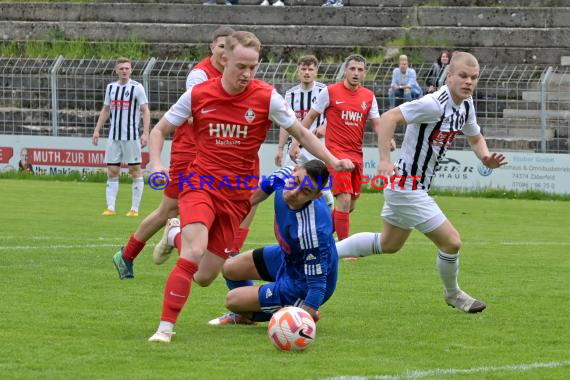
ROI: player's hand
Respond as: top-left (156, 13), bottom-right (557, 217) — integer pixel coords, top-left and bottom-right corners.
top-left (289, 142), bottom-right (300, 162)
top-left (274, 150), bottom-right (283, 167)
top-left (482, 153), bottom-right (507, 169)
top-left (150, 163), bottom-right (170, 184)
top-left (140, 132), bottom-right (149, 147)
top-left (332, 158), bottom-right (354, 173)
top-left (92, 131), bottom-right (99, 146)
top-left (376, 160), bottom-right (395, 178)
top-left (302, 306), bottom-right (320, 322)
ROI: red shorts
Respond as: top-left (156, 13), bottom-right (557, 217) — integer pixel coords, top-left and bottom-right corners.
top-left (178, 189), bottom-right (251, 259)
top-left (328, 162), bottom-right (363, 200)
top-left (164, 160), bottom-right (193, 199)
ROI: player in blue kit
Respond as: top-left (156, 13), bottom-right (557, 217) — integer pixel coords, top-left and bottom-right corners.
top-left (208, 159), bottom-right (338, 324)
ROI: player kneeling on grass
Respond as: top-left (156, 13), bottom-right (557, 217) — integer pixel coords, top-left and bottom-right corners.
top-left (207, 160), bottom-right (337, 325)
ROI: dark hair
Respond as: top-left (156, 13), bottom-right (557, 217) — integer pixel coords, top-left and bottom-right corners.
top-left (212, 26), bottom-right (235, 42)
top-left (437, 50), bottom-right (452, 66)
top-left (302, 159), bottom-right (330, 189)
top-left (297, 54), bottom-right (319, 67)
top-left (345, 54), bottom-right (366, 67)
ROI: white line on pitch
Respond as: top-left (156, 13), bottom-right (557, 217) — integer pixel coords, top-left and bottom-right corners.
top-left (325, 359), bottom-right (570, 380)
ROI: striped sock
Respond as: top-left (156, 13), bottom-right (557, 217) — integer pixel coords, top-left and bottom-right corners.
top-left (437, 250), bottom-right (459, 294)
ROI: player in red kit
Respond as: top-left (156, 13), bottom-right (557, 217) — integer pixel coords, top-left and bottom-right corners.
top-left (293, 54), bottom-right (381, 241)
top-left (145, 31), bottom-right (353, 342)
top-left (111, 26), bottom-right (234, 279)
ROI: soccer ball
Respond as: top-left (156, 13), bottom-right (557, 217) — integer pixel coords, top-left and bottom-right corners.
top-left (267, 306), bottom-right (316, 352)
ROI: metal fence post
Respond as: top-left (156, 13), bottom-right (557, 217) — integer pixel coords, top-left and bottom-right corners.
top-left (49, 55), bottom-right (64, 136)
top-left (540, 66), bottom-right (553, 153)
top-left (143, 57), bottom-right (157, 103)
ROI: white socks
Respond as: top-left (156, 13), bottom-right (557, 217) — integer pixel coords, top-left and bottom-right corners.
top-left (158, 321), bottom-right (174, 333)
top-left (167, 226), bottom-right (181, 247)
top-left (336, 232), bottom-right (382, 258)
top-left (106, 177), bottom-right (119, 211)
top-left (131, 177), bottom-right (144, 212)
top-left (437, 250), bottom-right (460, 294)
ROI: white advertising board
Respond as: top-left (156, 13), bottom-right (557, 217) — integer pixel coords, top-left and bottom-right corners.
top-left (2, 135), bottom-right (569, 194)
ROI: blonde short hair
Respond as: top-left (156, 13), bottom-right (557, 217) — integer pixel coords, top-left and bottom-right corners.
top-left (225, 31), bottom-right (261, 53)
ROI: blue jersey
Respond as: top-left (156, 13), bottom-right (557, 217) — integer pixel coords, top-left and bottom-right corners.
top-left (260, 166), bottom-right (338, 310)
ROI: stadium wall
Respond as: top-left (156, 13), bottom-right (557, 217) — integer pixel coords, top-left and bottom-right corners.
top-left (2, 135), bottom-right (569, 194)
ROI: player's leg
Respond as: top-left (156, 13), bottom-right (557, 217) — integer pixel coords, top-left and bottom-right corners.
top-left (424, 219), bottom-right (486, 313)
top-left (104, 164), bottom-right (121, 215)
top-left (102, 140), bottom-right (121, 215)
top-left (125, 140), bottom-right (143, 216)
top-left (333, 192), bottom-right (351, 241)
top-left (112, 195), bottom-right (179, 279)
top-left (209, 245), bottom-right (283, 325)
top-left (149, 191), bottom-right (213, 342)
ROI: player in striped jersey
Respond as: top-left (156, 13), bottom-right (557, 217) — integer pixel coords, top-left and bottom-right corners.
top-left (93, 57), bottom-right (150, 217)
top-left (275, 55), bottom-right (333, 208)
top-left (208, 160), bottom-right (338, 325)
top-left (111, 26), bottom-right (234, 279)
top-left (341, 52), bottom-right (506, 313)
top-left (293, 54), bottom-right (382, 241)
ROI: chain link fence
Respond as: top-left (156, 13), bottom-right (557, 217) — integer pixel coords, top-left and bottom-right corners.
top-left (1, 57), bottom-right (569, 153)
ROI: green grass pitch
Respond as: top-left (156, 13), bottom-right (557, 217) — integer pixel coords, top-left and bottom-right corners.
top-left (1, 179), bottom-right (569, 379)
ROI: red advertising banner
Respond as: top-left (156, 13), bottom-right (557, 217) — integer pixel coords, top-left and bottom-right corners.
top-left (26, 148), bottom-right (149, 169)
top-left (0, 146), bottom-right (14, 163)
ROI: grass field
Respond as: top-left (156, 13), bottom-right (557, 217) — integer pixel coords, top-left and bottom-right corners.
top-left (1, 179), bottom-right (569, 379)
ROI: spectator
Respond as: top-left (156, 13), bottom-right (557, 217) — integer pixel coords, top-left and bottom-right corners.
top-left (260, 0), bottom-right (285, 5)
top-left (18, 148), bottom-right (34, 174)
top-left (425, 50), bottom-right (451, 94)
top-left (388, 54), bottom-right (422, 109)
top-left (322, 0), bottom-right (344, 7)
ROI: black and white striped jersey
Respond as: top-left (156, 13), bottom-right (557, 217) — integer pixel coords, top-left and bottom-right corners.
top-left (396, 85), bottom-right (481, 191)
top-left (104, 80), bottom-right (148, 141)
top-left (284, 81), bottom-right (326, 132)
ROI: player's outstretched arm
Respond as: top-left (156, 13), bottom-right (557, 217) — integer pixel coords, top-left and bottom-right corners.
top-left (286, 121), bottom-right (353, 172)
top-left (250, 188), bottom-right (271, 207)
top-left (149, 117), bottom-right (176, 178)
top-left (376, 107), bottom-right (404, 177)
top-left (467, 134), bottom-right (508, 168)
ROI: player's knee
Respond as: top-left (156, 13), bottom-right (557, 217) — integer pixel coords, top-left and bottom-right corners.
top-left (221, 263), bottom-right (238, 281)
top-left (443, 238), bottom-right (462, 253)
top-left (224, 289), bottom-right (239, 311)
top-left (193, 271), bottom-right (216, 287)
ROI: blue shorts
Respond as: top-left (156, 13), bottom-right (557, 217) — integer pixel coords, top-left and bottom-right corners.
top-left (254, 245), bottom-right (334, 314)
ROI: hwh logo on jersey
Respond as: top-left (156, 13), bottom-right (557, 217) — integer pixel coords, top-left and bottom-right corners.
top-left (209, 123), bottom-right (248, 138)
top-left (341, 110), bottom-right (363, 122)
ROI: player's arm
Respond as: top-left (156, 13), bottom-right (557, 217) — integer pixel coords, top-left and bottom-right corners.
top-left (93, 105), bottom-right (110, 146)
top-left (376, 107), bottom-right (404, 177)
top-left (287, 123), bottom-right (352, 172)
top-left (250, 166), bottom-right (292, 206)
top-left (275, 127), bottom-right (288, 166)
top-left (149, 117), bottom-right (176, 178)
top-left (140, 103), bottom-right (151, 147)
top-left (302, 244), bottom-right (330, 321)
top-left (467, 134), bottom-right (507, 168)
top-left (149, 90), bottom-right (193, 177)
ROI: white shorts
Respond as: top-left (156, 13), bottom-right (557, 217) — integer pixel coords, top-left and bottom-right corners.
top-left (105, 140), bottom-right (141, 165)
top-left (381, 189), bottom-right (446, 234)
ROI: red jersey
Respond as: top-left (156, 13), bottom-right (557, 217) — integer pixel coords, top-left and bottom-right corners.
top-left (170, 57), bottom-right (223, 166)
top-left (186, 78), bottom-right (274, 200)
top-left (321, 82), bottom-right (376, 164)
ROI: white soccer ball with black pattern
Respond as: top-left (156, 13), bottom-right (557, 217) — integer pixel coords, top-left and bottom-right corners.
top-left (267, 306), bottom-right (316, 352)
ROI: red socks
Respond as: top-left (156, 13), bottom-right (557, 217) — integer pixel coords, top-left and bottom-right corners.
top-left (333, 209), bottom-right (350, 241)
top-left (230, 227), bottom-right (250, 252)
top-left (161, 257), bottom-right (199, 323)
top-left (174, 232), bottom-right (182, 252)
top-left (122, 234), bottom-right (146, 262)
